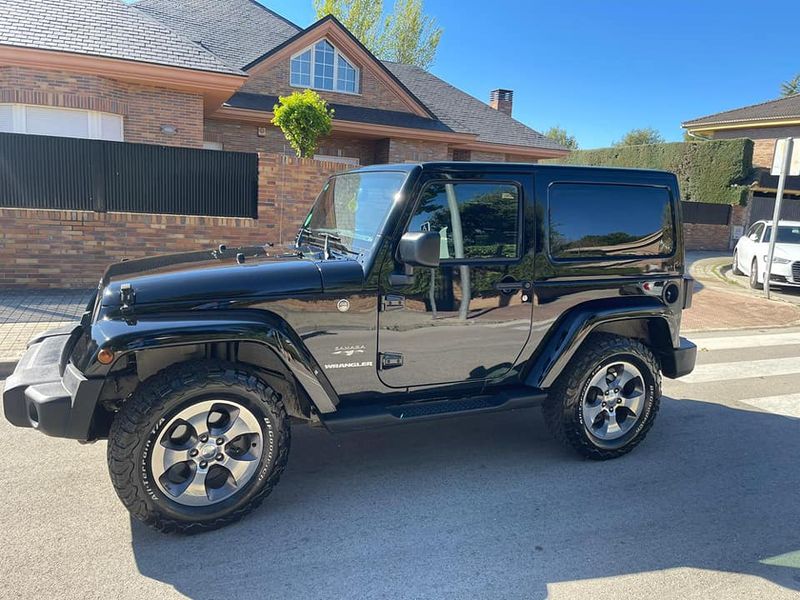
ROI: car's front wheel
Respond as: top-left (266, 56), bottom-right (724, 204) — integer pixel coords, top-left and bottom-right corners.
top-left (732, 250), bottom-right (743, 275)
top-left (107, 360), bottom-right (290, 533)
top-left (750, 258), bottom-right (763, 289)
top-left (543, 333), bottom-right (661, 460)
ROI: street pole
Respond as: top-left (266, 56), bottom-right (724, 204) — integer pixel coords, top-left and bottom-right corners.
top-left (765, 137), bottom-right (794, 299)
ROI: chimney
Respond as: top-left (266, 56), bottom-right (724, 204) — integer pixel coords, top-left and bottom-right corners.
top-left (489, 89), bottom-right (514, 116)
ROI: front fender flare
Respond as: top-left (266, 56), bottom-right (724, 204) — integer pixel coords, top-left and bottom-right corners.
top-left (525, 297), bottom-right (675, 389)
top-left (83, 310), bottom-right (339, 413)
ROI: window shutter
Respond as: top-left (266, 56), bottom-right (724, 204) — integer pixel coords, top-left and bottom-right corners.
top-left (99, 112), bottom-right (124, 141)
top-left (0, 105), bottom-right (13, 133)
top-left (26, 106), bottom-right (89, 138)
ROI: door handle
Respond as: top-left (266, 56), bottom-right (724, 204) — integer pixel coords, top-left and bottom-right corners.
top-left (494, 280), bottom-right (531, 293)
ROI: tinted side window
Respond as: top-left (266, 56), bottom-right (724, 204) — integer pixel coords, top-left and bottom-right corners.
top-left (407, 181), bottom-right (520, 260)
top-left (548, 183), bottom-right (674, 260)
top-left (746, 223), bottom-right (761, 238)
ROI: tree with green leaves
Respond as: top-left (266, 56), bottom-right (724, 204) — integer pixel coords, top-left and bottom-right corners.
top-left (381, 0), bottom-right (442, 69)
top-left (613, 127), bottom-right (664, 147)
top-left (314, 0), bottom-right (442, 69)
top-left (313, 0), bottom-right (384, 53)
top-left (781, 73), bottom-right (800, 97)
top-left (272, 90), bottom-right (334, 158)
top-left (544, 126), bottom-right (578, 150)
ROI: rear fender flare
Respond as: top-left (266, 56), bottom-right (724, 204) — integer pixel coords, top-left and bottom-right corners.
top-left (84, 310), bottom-right (339, 414)
top-left (525, 297), bottom-right (675, 389)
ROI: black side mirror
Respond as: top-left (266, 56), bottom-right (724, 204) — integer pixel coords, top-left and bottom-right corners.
top-left (398, 231), bottom-right (440, 268)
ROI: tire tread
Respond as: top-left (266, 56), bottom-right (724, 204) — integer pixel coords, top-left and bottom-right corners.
top-left (542, 333), bottom-right (661, 461)
top-left (107, 360), bottom-right (290, 534)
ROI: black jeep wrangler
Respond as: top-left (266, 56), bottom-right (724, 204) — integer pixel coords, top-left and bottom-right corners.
top-left (3, 162), bottom-right (696, 533)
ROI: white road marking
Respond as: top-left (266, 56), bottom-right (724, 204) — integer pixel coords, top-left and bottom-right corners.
top-left (737, 392), bottom-right (800, 419)
top-left (693, 331), bottom-right (800, 351)
top-left (679, 356), bottom-right (800, 384)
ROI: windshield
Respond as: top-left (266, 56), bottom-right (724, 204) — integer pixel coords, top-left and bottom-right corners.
top-left (763, 225), bottom-right (800, 244)
top-left (299, 171), bottom-right (408, 256)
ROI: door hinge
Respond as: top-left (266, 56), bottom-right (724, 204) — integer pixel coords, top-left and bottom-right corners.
top-left (379, 352), bottom-right (404, 369)
top-left (381, 294), bottom-right (405, 311)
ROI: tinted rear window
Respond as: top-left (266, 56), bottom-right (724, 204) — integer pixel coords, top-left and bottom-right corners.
top-left (548, 183), bottom-right (674, 260)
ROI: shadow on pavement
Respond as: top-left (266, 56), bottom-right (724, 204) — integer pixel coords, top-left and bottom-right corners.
top-left (130, 397), bottom-right (800, 599)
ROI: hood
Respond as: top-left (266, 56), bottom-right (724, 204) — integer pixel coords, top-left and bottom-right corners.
top-left (99, 245), bottom-right (359, 308)
top-left (773, 244), bottom-right (800, 261)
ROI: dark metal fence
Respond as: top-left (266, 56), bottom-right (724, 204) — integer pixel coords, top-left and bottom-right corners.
top-left (681, 201), bottom-right (731, 225)
top-left (748, 193), bottom-right (800, 226)
top-left (0, 132), bottom-right (258, 218)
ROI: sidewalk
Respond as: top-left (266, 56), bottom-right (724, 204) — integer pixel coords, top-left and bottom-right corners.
top-left (684, 252), bottom-right (800, 331)
top-left (0, 289), bottom-right (93, 372)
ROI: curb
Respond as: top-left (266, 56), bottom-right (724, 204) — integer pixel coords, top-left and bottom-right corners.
top-left (0, 361), bottom-right (16, 379)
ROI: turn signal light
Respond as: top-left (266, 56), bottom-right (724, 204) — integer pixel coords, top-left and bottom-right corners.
top-left (97, 348), bottom-right (115, 365)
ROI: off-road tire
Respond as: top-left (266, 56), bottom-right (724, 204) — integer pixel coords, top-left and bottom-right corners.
top-left (750, 258), bottom-right (763, 289)
top-left (732, 251), bottom-right (743, 275)
top-left (542, 333), bottom-right (661, 460)
top-left (107, 360), bottom-right (290, 534)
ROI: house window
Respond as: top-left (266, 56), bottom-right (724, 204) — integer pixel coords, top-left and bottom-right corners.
top-left (290, 39), bottom-right (360, 94)
top-left (0, 104), bottom-right (123, 141)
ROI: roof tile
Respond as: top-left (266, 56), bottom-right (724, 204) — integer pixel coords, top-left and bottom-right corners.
top-left (0, 0), bottom-right (241, 74)
top-left (684, 94), bottom-right (800, 128)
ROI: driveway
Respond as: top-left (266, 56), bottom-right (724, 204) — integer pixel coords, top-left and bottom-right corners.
top-left (690, 251), bottom-right (800, 307)
top-left (2, 326), bottom-right (800, 599)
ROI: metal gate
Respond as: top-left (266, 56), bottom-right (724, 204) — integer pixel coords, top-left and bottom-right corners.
top-left (748, 194), bottom-right (800, 227)
top-left (0, 132), bottom-right (258, 218)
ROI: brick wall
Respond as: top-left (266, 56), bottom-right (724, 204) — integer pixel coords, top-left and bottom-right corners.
top-left (385, 138), bottom-right (449, 163)
top-left (205, 118), bottom-right (379, 165)
top-left (0, 67), bottom-right (204, 147)
top-left (683, 223), bottom-right (732, 251)
top-left (0, 154), bottom-right (347, 288)
top-left (242, 54), bottom-right (413, 114)
top-left (682, 197), bottom-right (752, 252)
top-left (469, 150), bottom-right (507, 162)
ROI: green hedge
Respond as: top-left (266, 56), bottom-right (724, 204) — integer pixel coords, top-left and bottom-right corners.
top-left (543, 138), bottom-right (753, 205)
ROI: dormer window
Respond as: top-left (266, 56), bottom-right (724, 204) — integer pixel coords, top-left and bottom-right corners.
top-left (290, 40), bottom-right (359, 94)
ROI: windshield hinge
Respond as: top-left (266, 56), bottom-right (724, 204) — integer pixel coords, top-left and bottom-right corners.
top-left (119, 283), bottom-right (135, 311)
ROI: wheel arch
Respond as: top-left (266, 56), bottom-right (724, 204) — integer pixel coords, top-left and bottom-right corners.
top-left (87, 310), bottom-right (339, 437)
top-left (524, 297), bottom-right (677, 389)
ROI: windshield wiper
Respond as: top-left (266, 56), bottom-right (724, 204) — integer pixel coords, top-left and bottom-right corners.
top-left (297, 227), bottom-right (359, 259)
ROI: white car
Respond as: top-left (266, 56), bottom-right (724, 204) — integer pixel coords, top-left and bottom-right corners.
top-left (733, 220), bottom-right (800, 289)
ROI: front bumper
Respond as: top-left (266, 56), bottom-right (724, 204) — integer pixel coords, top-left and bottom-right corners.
top-left (659, 337), bottom-right (697, 379)
top-left (2, 325), bottom-right (104, 440)
top-left (763, 260), bottom-right (800, 286)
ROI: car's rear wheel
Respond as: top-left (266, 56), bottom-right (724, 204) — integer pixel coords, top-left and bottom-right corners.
top-left (543, 333), bottom-right (660, 460)
top-left (107, 360), bottom-right (290, 533)
top-left (732, 251), bottom-right (743, 275)
top-left (750, 258), bottom-right (763, 289)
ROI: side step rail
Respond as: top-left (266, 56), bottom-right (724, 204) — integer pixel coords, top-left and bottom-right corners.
top-left (321, 389), bottom-right (547, 432)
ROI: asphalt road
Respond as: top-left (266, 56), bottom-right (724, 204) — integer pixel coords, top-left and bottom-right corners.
top-left (1, 327), bottom-right (800, 599)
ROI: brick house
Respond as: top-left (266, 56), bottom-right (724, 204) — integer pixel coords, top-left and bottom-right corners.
top-left (683, 95), bottom-right (800, 224)
top-left (0, 0), bottom-right (568, 164)
top-left (682, 94), bottom-right (800, 169)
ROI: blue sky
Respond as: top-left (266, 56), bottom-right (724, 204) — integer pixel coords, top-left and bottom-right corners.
top-left (263, 0), bottom-right (799, 149)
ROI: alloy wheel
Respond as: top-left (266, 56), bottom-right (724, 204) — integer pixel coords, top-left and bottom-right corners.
top-left (150, 400), bottom-right (263, 506)
top-left (581, 361), bottom-right (645, 441)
